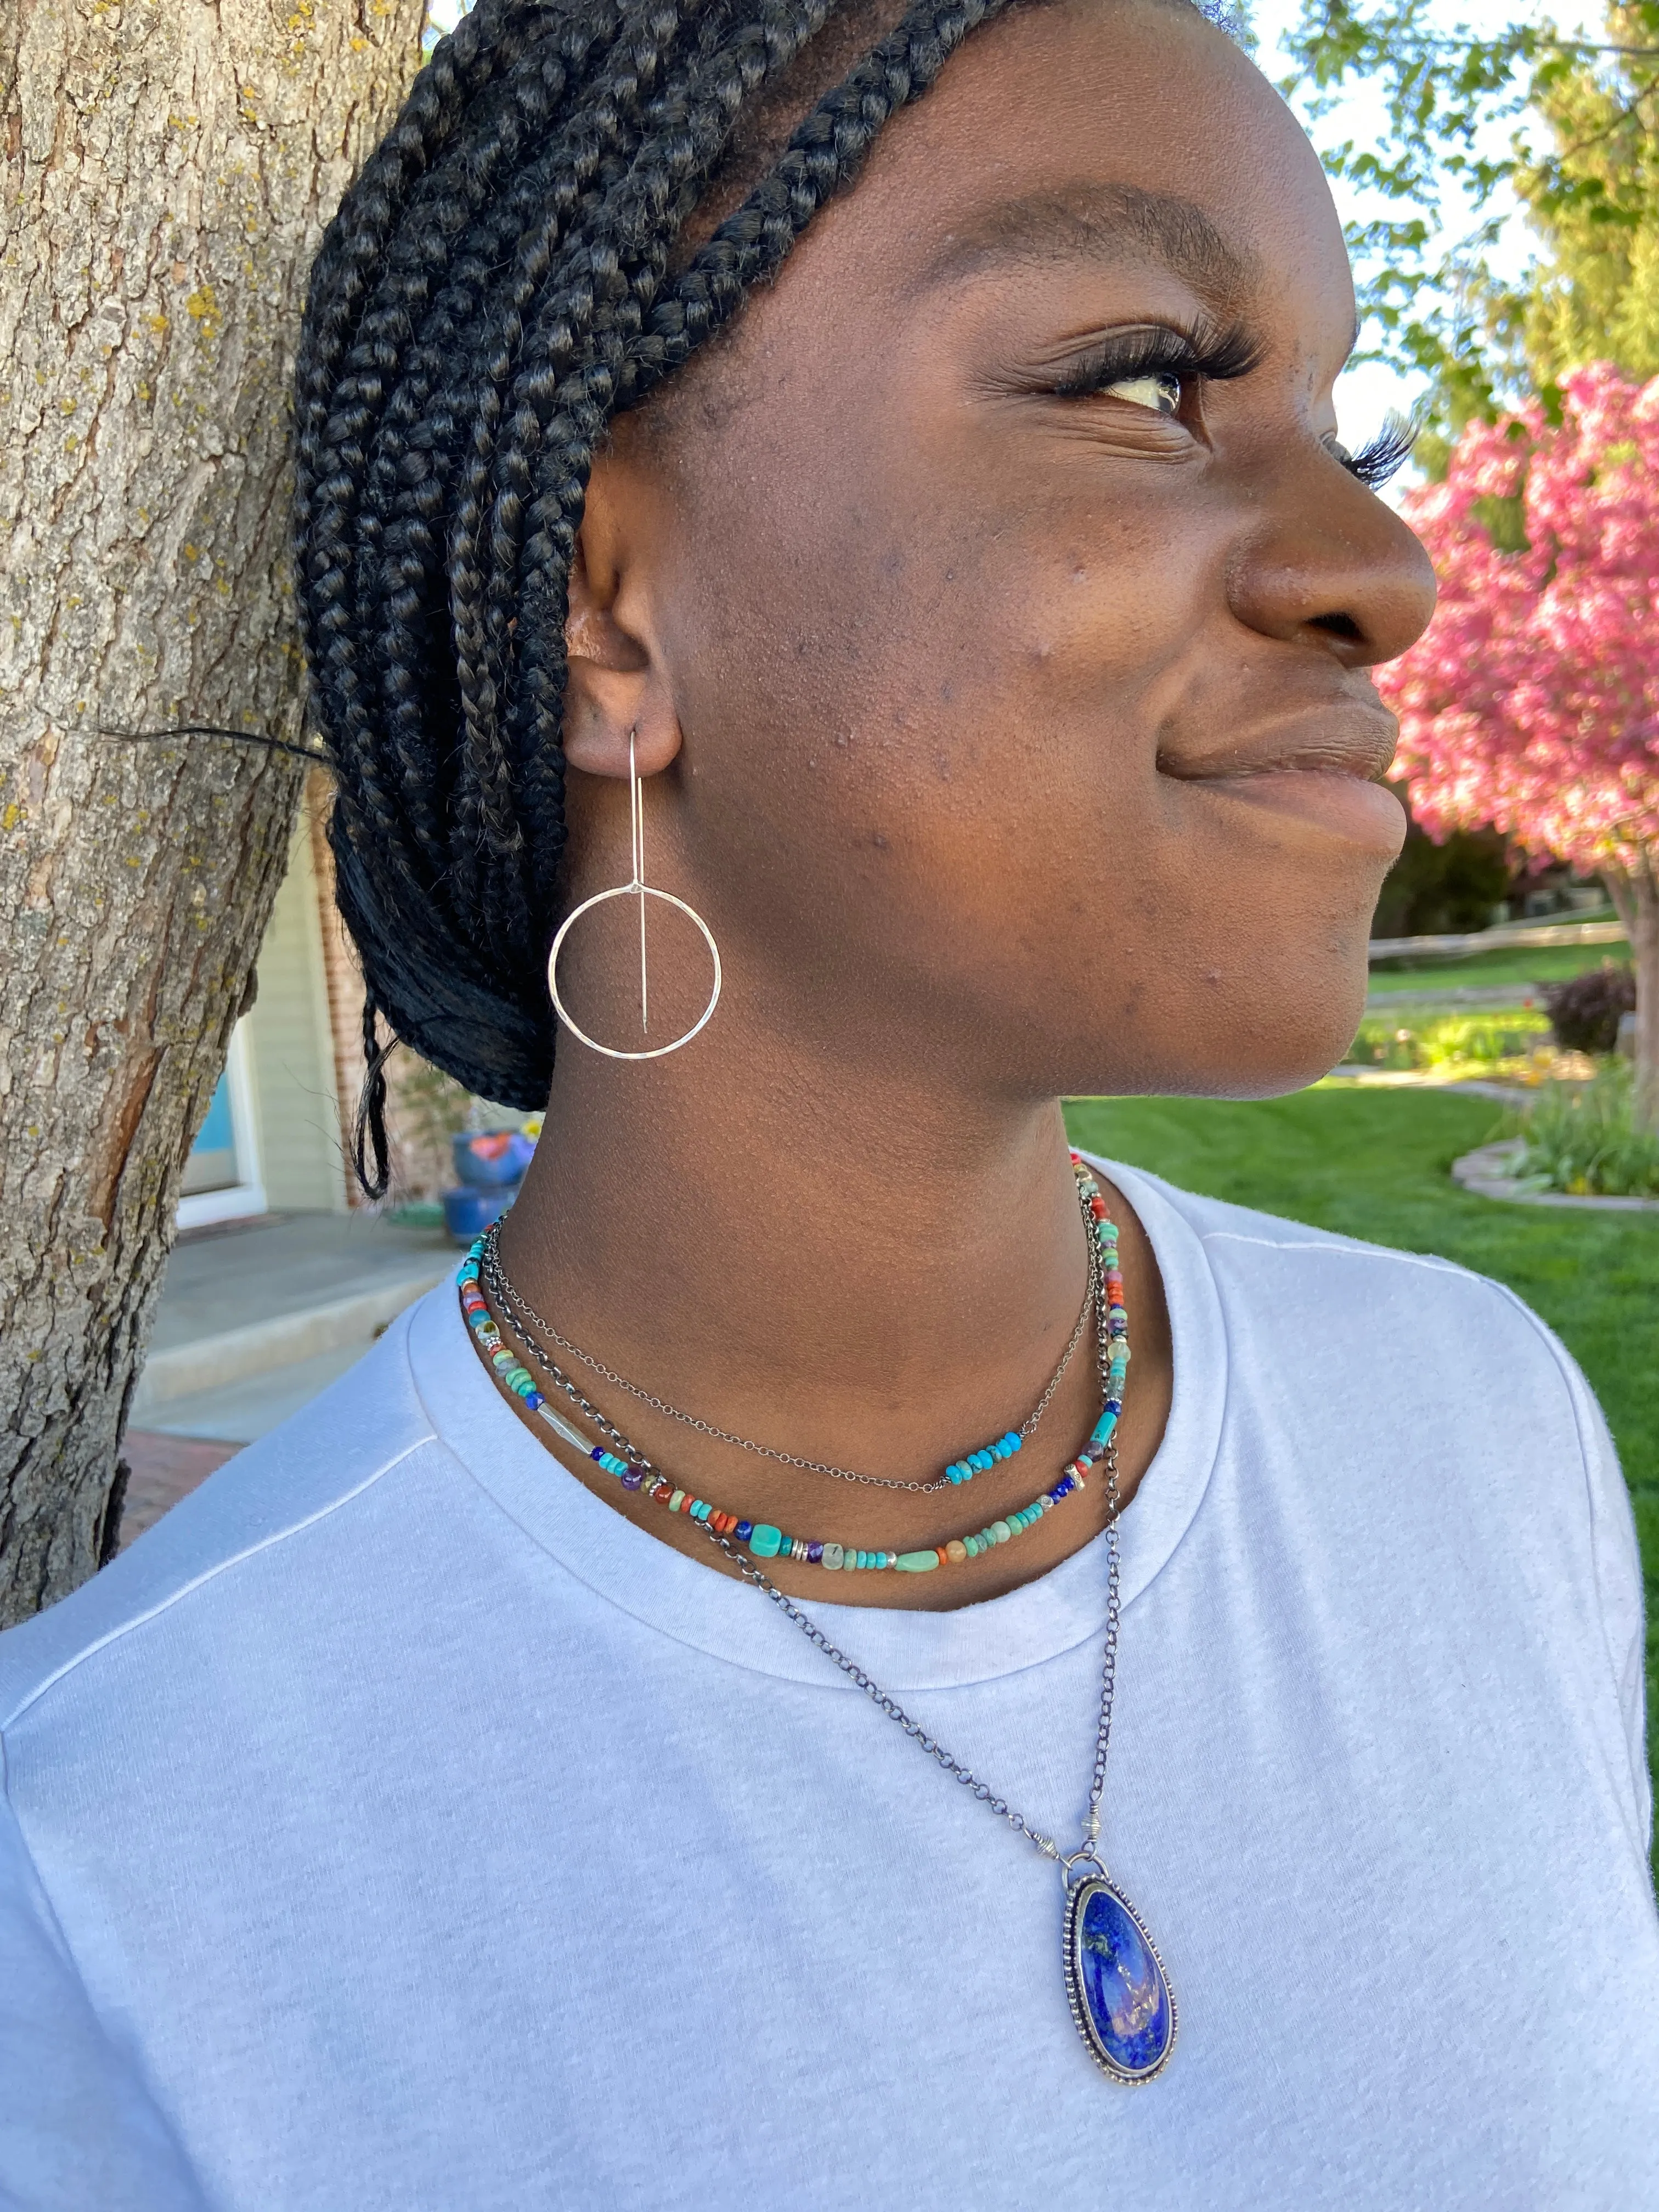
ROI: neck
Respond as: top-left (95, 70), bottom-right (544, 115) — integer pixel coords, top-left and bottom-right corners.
top-left (495, 1005), bottom-right (1171, 1605)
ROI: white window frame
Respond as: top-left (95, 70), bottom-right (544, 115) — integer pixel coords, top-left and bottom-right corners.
top-left (177, 1020), bottom-right (267, 1230)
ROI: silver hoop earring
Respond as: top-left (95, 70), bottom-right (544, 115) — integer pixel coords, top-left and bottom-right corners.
top-left (546, 733), bottom-right (721, 1060)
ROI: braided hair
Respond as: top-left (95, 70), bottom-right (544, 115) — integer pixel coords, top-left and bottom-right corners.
top-left (292, 0), bottom-right (1226, 1183)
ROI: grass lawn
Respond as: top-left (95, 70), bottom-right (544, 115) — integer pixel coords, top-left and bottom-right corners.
top-left (1063, 1085), bottom-right (1659, 1858)
top-left (1368, 940), bottom-right (1628, 995)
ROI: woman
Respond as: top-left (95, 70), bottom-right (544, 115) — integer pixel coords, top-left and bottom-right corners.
top-left (1, 0), bottom-right (1654, 2202)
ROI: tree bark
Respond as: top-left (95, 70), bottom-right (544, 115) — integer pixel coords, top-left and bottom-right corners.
top-left (0, 0), bottom-right (424, 1625)
top-left (1602, 854), bottom-right (1659, 1128)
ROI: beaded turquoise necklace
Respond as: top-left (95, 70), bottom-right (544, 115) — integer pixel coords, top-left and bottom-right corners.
top-left (458, 1147), bottom-right (1176, 2084)
top-left (459, 1151), bottom-right (1129, 1577)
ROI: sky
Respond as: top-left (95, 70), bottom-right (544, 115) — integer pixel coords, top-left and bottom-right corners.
top-left (1248, 0), bottom-right (1608, 455)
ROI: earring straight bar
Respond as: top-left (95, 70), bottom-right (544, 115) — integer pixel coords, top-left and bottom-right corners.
top-left (631, 735), bottom-right (648, 1035)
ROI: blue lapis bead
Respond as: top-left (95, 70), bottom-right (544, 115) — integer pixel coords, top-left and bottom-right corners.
top-left (735, 1520), bottom-right (754, 1542)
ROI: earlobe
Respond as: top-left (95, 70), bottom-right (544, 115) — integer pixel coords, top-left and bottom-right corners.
top-left (562, 495), bottom-right (682, 780)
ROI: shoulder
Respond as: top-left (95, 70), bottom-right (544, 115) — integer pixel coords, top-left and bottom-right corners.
top-left (0, 1296), bottom-right (445, 1737)
top-left (1103, 1154), bottom-right (1582, 1396)
top-left (1098, 1154), bottom-right (1647, 1830)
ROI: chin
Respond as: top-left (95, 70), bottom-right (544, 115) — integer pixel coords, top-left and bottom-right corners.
top-left (1055, 963), bottom-right (1370, 1103)
top-left (1194, 985), bottom-right (1371, 1099)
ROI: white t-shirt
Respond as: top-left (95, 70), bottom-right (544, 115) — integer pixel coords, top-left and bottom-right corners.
top-left (1, 1161), bottom-right (1654, 2210)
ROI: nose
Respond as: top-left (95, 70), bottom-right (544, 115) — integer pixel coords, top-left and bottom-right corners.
top-left (1226, 455), bottom-right (1438, 670)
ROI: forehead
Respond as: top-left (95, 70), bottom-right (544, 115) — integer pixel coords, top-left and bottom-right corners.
top-left (806, 0), bottom-right (1350, 342)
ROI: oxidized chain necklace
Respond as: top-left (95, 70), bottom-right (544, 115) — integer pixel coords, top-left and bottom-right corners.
top-left (478, 1221), bottom-right (1095, 1496)
top-left (459, 1149), bottom-right (1176, 2084)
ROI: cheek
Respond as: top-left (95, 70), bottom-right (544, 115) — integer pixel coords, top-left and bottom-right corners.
top-left (667, 427), bottom-right (1211, 840)
top-left (657, 422), bottom-right (1374, 1094)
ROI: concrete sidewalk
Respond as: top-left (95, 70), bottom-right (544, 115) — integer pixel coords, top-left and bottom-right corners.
top-left (121, 1210), bottom-right (454, 1543)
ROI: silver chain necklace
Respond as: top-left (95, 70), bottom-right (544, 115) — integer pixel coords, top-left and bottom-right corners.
top-left (476, 1166), bottom-right (1177, 2084)
top-left (477, 1219), bottom-right (1093, 1495)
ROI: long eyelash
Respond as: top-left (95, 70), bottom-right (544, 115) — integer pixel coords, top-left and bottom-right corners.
top-left (1341, 410), bottom-right (1419, 489)
top-left (1052, 321), bottom-right (1262, 400)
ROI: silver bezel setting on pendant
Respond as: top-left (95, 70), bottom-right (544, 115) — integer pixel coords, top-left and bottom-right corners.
top-left (1062, 1866), bottom-right (1178, 2085)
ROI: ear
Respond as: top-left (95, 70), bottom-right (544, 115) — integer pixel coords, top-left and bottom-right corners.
top-left (562, 452), bottom-right (682, 778)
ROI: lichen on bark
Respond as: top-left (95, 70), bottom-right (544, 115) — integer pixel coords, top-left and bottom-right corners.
top-left (0, 0), bottom-right (425, 1624)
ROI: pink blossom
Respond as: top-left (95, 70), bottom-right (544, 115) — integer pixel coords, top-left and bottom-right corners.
top-left (1380, 364), bottom-right (1659, 870)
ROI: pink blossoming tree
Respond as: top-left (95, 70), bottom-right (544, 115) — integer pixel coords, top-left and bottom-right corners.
top-left (1379, 363), bottom-right (1659, 1124)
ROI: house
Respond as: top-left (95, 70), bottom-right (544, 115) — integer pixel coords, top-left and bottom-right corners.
top-left (180, 778), bottom-right (469, 1227)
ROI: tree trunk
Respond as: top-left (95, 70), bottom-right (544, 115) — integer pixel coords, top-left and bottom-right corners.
top-left (1602, 855), bottom-right (1659, 1130)
top-left (0, 0), bottom-right (424, 1626)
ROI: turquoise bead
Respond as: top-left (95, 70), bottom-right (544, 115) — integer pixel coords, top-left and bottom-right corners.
top-left (749, 1524), bottom-right (782, 1559)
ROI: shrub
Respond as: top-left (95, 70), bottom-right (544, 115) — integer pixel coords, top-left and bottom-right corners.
top-left (1347, 1007), bottom-right (1551, 1070)
top-left (1542, 962), bottom-right (1636, 1054)
top-left (1516, 1063), bottom-right (1659, 1199)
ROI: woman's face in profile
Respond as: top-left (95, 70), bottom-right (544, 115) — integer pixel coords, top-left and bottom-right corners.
top-left (568, 0), bottom-right (1438, 1102)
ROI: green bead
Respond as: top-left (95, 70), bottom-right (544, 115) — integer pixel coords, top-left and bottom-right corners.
top-left (991, 1520), bottom-right (1012, 1544)
top-left (749, 1524), bottom-right (782, 1559)
top-left (895, 1550), bottom-right (939, 1573)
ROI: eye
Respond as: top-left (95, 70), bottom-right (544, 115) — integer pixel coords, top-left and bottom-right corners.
top-left (1047, 321), bottom-right (1261, 408)
top-left (1100, 371), bottom-right (1183, 417)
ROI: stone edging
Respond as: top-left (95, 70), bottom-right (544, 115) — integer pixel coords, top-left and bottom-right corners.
top-left (1452, 1139), bottom-right (1659, 1214)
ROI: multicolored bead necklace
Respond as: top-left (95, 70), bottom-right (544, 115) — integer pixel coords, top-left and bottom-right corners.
top-left (472, 1210), bottom-right (1097, 1496)
top-left (458, 1152), bottom-right (1128, 1578)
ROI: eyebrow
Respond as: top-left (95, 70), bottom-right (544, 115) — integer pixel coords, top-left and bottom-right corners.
top-left (926, 180), bottom-right (1262, 313)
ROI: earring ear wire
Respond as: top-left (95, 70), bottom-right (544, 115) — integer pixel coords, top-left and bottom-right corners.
top-left (546, 734), bottom-right (721, 1060)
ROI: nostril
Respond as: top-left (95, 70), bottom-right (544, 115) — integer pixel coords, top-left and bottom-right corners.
top-left (1310, 611), bottom-right (1363, 642)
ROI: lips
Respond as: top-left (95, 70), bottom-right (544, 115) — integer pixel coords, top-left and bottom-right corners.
top-left (1157, 697), bottom-right (1405, 851)
top-left (1158, 697), bottom-right (1400, 788)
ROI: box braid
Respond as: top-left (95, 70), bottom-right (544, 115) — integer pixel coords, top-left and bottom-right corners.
top-left (292, 0), bottom-right (1036, 1188)
top-left (295, 0), bottom-right (1232, 1188)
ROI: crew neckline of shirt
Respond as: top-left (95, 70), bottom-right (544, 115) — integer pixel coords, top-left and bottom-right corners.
top-left (410, 1158), bottom-right (1227, 1692)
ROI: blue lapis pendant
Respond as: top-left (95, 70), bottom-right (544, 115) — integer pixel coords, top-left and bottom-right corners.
top-left (1062, 1865), bottom-right (1177, 2083)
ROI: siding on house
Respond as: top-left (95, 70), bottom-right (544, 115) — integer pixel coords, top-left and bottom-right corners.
top-left (243, 805), bottom-right (348, 1214)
